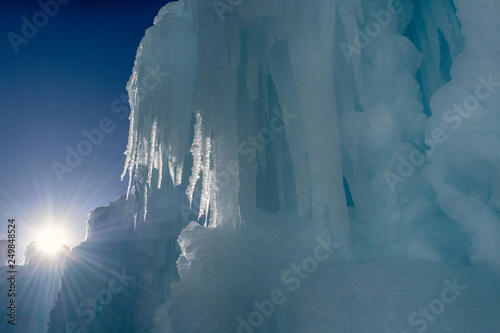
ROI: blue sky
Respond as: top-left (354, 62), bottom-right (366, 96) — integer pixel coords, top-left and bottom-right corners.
top-left (0, 0), bottom-right (172, 253)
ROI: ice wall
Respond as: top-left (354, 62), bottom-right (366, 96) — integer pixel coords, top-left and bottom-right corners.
top-left (47, 195), bottom-right (139, 333)
top-left (124, 0), bottom-right (357, 254)
top-left (85, 194), bottom-right (136, 241)
top-left (115, 0), bottom-right (500, 332)
top-left (0, 244), bottom-right (68, 333)
top-left (422, 0), bottom-right (500, 270)
top-left (47, 237), bottom-right (139, 333)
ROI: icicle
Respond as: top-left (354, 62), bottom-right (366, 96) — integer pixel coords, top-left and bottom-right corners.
top-left (121, 61), bottom-right (140, 199)
top-left (412, 0), bottom-right (464, 101)
top-left (157, 143), bottom-right (163, 189)
top-left (267, 44), bottom-right (312, 219)
top-left (208, 179), bottom-right (217, 228)
top-left (335, 0), bottom-right (368, 108)
top-left (186, 111), bottom-right (203, 208)
top-left (148, 119), bottom-right (158, 189)
top-left (192, 0), bottom-right (242, 227)
top-left (122, 130), bottom-right (137, 199)
top-left (143, 182), bottom-right (149, 223)
top-left (175, 165), bottom-right (183, 186)
top-left (167, 144), bottom-right (176, 187)
top-left (287, 0), bottom-right (353, 253)
top-left (427, 0), bottom-right (463, 59)
top-left (199, 136), bottom-right (212, 222)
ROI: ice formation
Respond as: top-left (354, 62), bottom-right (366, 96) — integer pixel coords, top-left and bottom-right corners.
top-left (29, 0), bottom-right (500, 332)
top-left (116, 0), bottom-right (500, 332)
top-left (0, 243), bottom-right (68, 333)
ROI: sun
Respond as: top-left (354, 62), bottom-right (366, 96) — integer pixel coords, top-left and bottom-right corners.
top-left (36, 226), bottom-right (67, 254)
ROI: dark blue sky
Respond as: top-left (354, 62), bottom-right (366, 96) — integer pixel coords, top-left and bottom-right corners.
top-left (0, 0), bottom-right (172, 252)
